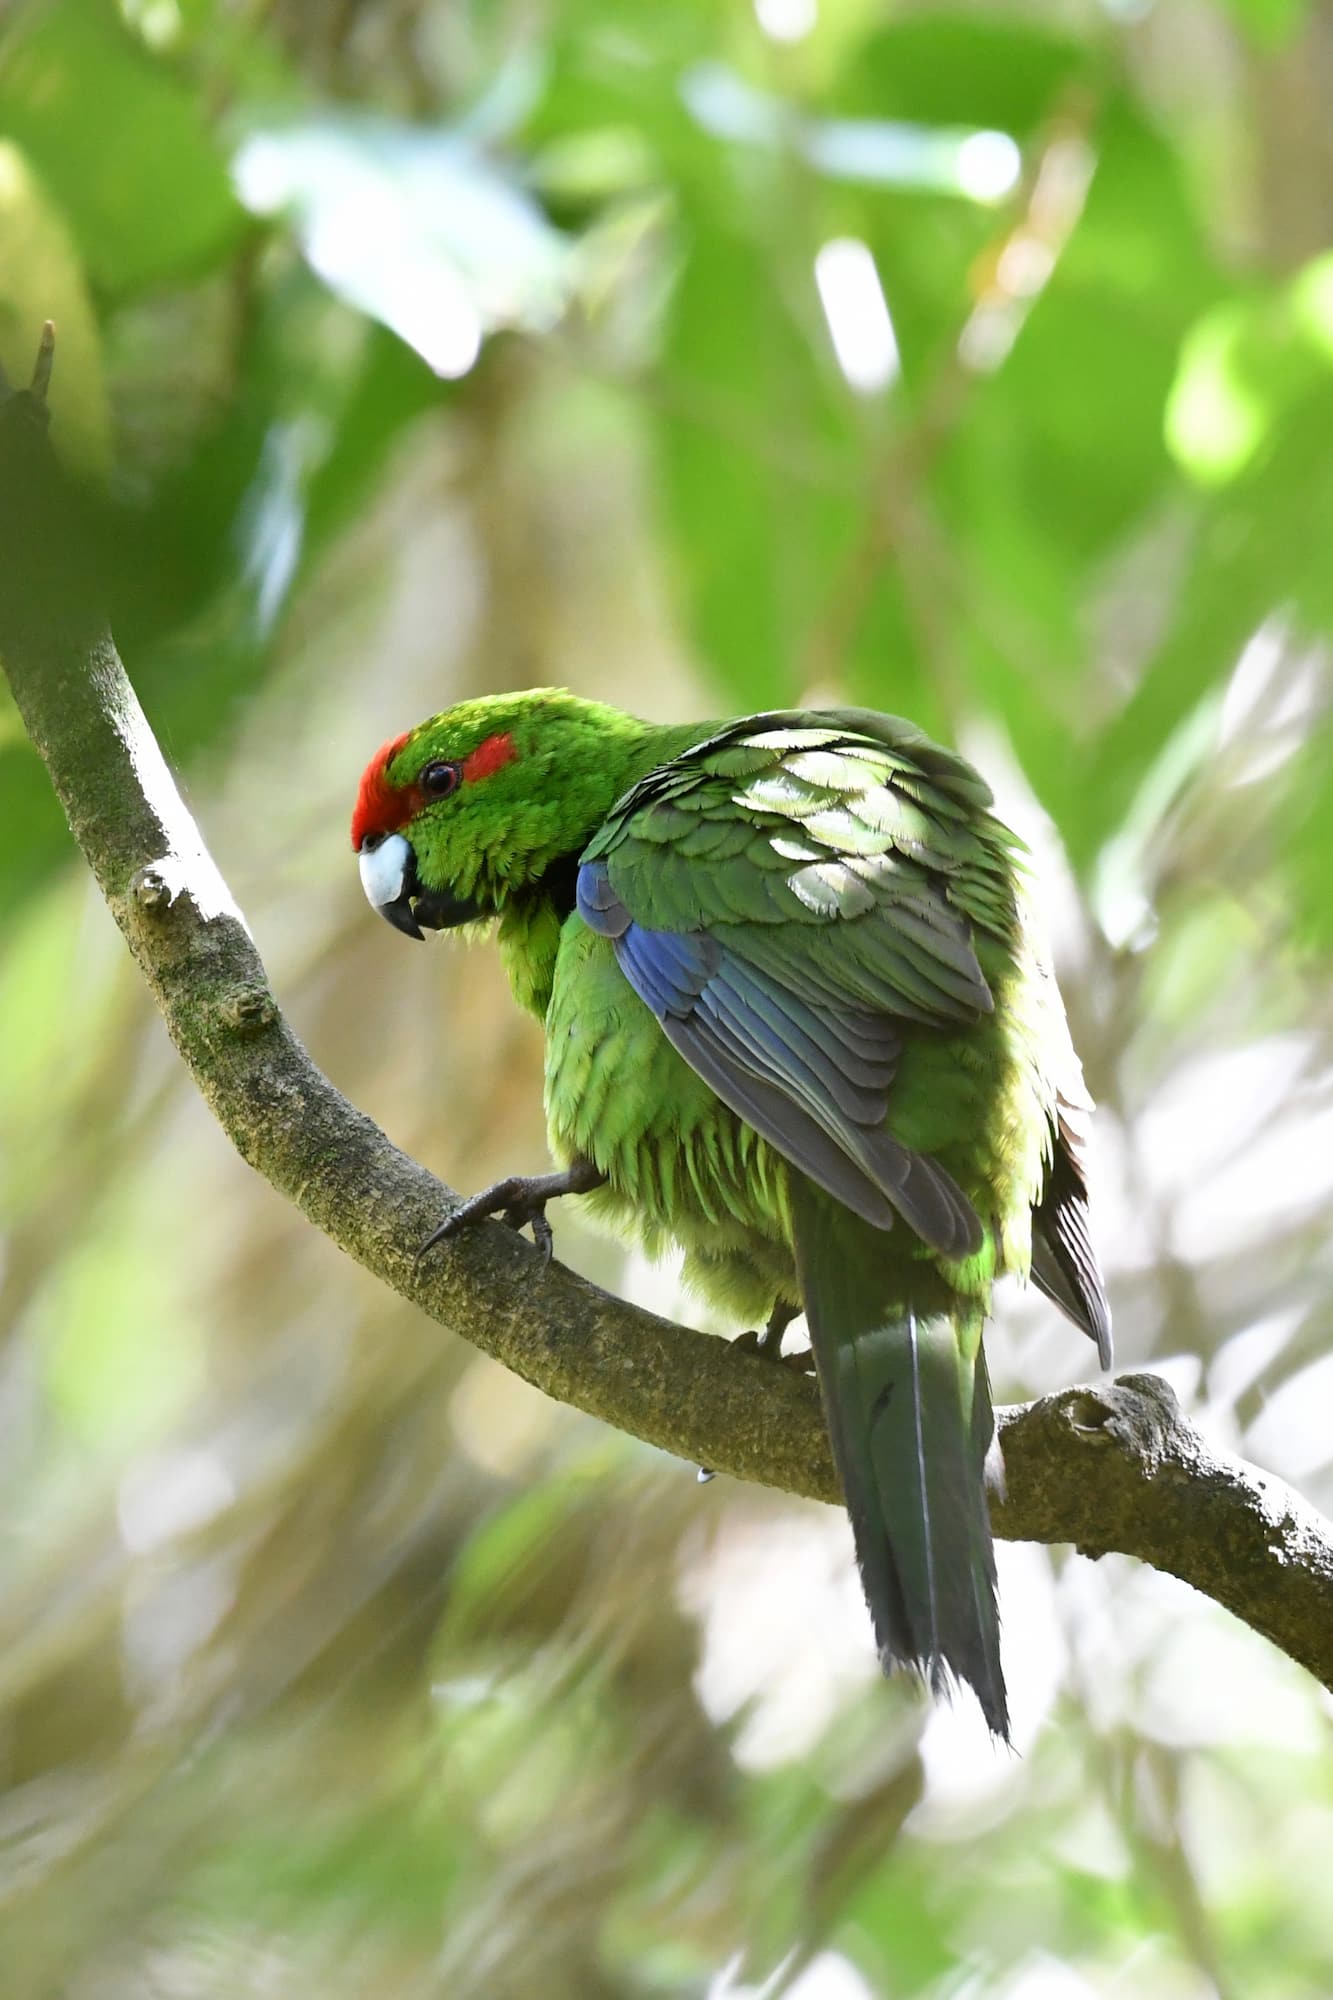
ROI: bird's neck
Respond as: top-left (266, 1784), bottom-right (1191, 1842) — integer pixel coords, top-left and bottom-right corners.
top-left (492, 715), bottom-right (708, 1020)
top-left (497, 851), bottom-right (583, 1019)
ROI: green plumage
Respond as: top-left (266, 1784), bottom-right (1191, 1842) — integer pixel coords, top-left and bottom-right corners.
top-left (359, 690), bottom-right (1110, 1738)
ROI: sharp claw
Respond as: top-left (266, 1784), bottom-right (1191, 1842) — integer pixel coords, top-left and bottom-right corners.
top-left (415, 1165), bottom-right (603, 1265)
top-left (418, 1214), bottom-right (461, 1258)
top-left (418, 1193), bottom-right (495, 1258)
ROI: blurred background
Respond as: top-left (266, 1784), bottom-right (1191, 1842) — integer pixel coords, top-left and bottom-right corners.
top-left (1, 0), bottom-right (1332, 1994)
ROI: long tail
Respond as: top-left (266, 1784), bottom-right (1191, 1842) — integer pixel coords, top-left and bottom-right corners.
top-left (791, 1186), bottom-right (1008, 1738)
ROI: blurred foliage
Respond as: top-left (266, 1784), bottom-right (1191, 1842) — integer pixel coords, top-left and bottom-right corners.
top-left (1, 0), bottom-right (1332, 1995)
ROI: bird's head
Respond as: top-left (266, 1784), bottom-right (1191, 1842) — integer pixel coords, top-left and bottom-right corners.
top-left (350, 689), bottom-right (643, 939)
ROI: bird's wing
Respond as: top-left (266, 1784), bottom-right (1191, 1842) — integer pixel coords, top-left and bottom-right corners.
top-left (578, 712), bottom-right (1021, 1259)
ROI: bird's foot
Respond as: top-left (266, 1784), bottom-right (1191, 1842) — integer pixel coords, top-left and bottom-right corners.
top-left (730, 1298), bottom-right (814, 1372)
top-left (420, 1161), bottom-right (607, 1267)
top-left (698, 1300), bottom-right (811, 1484)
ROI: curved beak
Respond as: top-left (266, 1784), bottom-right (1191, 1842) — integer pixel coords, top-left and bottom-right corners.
top-left (357, 832), bottom-right (482, 939)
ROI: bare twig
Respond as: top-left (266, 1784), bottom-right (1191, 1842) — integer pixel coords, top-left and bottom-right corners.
top-left (30, 318), bottom-right (55, 403)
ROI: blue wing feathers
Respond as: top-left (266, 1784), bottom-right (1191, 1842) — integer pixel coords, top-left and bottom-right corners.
top-left (576, 859), bottom-right (631, 936)
top-left (661, 1016), bottom-right (901, 1231)
top-left (703, 970), bottom-right (891, 1118)
top-left (615, 921), bottom-right (719, 1020)
top-left (606, 912), bottom-right (982, 1257)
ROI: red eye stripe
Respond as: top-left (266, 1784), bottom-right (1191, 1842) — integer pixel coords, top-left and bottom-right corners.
top-left (462, 731), bottom-right (517, 783)
top-left (350, 731), bottom-right (412, 850)
top-left (350, 728), bottom-right (517, 850)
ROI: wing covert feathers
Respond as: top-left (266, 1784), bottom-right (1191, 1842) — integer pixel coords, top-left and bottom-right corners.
top-left (576, 706), bottom-right (1004, 1261)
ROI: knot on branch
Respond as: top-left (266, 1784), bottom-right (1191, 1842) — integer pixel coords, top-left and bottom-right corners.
top-left (990, 1373), bottom-right (1195, 1559)
top-left (217, 984), bottom-right (278, 1035)
top-left (132, 863), bottom-right (175, 913)
top-left (132, 856), bottom-right (235, 929)
top-left (1056, 1373), bottom-right (1183, 1470)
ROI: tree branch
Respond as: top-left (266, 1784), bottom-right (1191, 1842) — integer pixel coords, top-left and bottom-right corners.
top-left (3, 342), bottom-right (1331, 1699)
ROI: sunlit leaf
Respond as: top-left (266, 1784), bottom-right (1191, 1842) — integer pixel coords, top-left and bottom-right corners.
top-left (0, 0), bottom-right (240, 293)
top-left (1168, 264), bottom-right (1333, 487)
top-left (232, 113), bottom-right (573, 378)
top-left (1218, 0), bottom-right (1309, 50)
top-left (681, 62), bottom-right (1023, 204)
top-left (832, 14), bottom-right (1094, 134)
top-left (653, 209), bottom-right (865, 706)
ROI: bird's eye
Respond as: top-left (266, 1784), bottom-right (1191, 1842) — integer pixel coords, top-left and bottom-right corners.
top-left (420, 760), bottom-right (463, 799)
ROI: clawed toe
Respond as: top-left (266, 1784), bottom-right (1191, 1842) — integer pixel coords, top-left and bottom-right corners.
top-left (417, 1161), bottom-right (606, 1263)
top-left (528, 1210), bottom-right (555, 1266)
top-left (417, 1187), bottom-right (503, 1258)
top-left (417, 1210), bottom-right (466, 1258)
top-left (729, 1300), bottom-right (805, 1364)
top-left (728, 1329), bottom-right (816, 1376)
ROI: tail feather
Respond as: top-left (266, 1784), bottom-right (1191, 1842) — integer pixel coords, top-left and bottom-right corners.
top-left (792, 1185), bottom-right (1008, 1738)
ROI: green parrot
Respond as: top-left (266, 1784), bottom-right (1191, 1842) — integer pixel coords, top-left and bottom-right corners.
top-left (351, 690), bottom-right (1110, 1737)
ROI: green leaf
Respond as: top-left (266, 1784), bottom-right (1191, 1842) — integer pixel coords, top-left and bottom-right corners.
top-left (0, 744), bottom-right (75, 926)
top-left (832, 15), bottom-right (1095, 134)
top-left (915, 93), bottom-right (1223, 841)
top-left (1168, 260), bottom-right (1333, 489)
top-left (0, 0), bottom-right (241, 294)
top-left (853, 185), bottom-right (999, 382)
top-left (845, 573), bottom-right (948, 748)
top-left (988, 96), bottom-right (1219, 564)
top-left (654, 208), bottom-right (864, 707)
top-left (1218, 0), bottom-right (1309, 51)
top-left (301, 323), bottom-right (442, 559)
